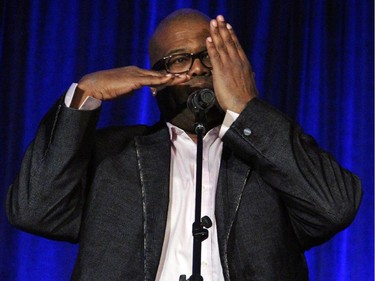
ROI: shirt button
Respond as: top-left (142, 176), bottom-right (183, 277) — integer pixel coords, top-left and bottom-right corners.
top-left (243, 128), bottom-right (252, 136)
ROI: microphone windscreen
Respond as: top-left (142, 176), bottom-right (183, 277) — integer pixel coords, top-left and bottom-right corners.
top-left (187, 89), bottom-right (215, 113)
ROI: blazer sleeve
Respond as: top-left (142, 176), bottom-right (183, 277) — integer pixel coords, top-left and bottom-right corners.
top-left (222, 98), bottom-right (362, 249)
top-left (6, 97), bottom-right (101, 243)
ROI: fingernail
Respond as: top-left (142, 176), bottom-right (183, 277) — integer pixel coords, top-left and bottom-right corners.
top-left (207, 37), bottom-right (213, 43)
top-left (217, 15), bottom-right (225, 21)
top-left (226, 23), bottom-right (232, 29)
top-left (211, 19), bottom-right (217, 27)
top-left (166, 73), bottom-right (172, 77)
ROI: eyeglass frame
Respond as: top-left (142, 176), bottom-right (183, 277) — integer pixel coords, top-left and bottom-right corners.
top-left (151, 49), bottom-right (212, 74)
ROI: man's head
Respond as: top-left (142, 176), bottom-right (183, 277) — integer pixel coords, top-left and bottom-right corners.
top-left (148, 9), bottom-right (224, 133)
top-left (149, 9), bottom-right (211, 68)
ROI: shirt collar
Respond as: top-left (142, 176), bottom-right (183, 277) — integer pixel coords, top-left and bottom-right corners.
top-left (166, 122), bottom-right (221, 142)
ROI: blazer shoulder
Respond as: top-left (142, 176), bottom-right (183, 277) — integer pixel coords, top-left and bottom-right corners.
top-left (93, 122), bottom-right (166, 163)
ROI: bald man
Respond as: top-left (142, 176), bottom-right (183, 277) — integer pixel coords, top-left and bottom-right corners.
top-left (7, 9), bottom-right (361, 281)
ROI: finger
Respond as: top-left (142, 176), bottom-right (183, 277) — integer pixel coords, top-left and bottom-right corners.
top-left (207, 19), bottom-right (226, 69)
top-left (206, 36), bottom-right (222, 70)
top-left (216, 16), bottom-right (243, 63)
top-left (164, 74), bottom-right (191, 86)
top-left (142, 70), bottom-right (191, 86)
top-left (138, 68), bottom-right (171, 77)
top-left (225, 23), bottom-right (249, 64)
top-left (129, 74), bottom-right (173, 92)
top-left (152, 74), bottom-right (191, 91)
top-left (146, 74), bottom-right (173, 87)
top-left (209, 18), bottom-right (229, 60)
top-left (216, 15), bottom-right (235, 51)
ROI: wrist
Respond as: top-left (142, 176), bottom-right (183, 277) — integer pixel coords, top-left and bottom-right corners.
top-left (228, 97), bottom-right (253, 114)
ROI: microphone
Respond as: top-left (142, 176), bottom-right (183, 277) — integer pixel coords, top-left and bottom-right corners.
top-left (187, 88), bottom-right (215, 114)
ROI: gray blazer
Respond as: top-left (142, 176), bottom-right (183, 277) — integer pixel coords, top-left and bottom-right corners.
top-left (6, 97), bottom-right (362, 280)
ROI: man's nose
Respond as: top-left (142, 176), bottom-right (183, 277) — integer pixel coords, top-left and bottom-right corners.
top-left (188, 58), bottom-right (210, 76)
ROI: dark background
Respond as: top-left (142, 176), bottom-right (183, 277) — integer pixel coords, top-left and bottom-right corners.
top-left (0, 0), bottom-right (373, 280)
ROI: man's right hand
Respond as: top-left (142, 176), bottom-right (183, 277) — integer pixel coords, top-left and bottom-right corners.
top-left (70, 66), bottom-right (190, 109)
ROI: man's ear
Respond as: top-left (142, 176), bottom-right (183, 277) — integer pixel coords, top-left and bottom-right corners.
top-left (149, 86), bottom-right (157, 96)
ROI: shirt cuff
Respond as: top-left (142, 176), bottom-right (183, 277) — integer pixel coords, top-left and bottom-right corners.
top-left (64, 83), bottom-right (102, 110)
top-left (219, 110), bottom-right (239, 138)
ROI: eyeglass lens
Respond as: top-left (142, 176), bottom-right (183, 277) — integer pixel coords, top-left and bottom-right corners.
top-left (166, 51), bottom-right (211, 73)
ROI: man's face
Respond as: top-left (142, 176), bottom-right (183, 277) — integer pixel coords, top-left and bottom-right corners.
top-left (151, 18), bottom-right (224, 133)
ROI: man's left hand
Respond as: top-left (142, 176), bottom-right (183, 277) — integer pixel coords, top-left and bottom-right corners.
top-left (206, 15), bottom-right (258, 113)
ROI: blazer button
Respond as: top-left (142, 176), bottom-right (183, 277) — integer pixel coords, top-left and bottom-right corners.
top-left (243, 128), bottom-right (252, 136)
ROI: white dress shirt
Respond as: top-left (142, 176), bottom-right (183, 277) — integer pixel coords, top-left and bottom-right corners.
top-left (64, 83), bottom-right (239, 280)
top-left (155, 123), bottom-right (225, 281)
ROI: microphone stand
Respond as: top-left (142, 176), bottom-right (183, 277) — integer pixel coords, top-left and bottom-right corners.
top-left (180, 110), bottom-right (212, 281)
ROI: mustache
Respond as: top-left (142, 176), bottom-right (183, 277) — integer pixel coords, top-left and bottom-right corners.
top-left (184, 76), bottom-right (213, 90)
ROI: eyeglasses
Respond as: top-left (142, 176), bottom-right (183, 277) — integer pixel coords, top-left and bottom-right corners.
top-left (151, 49), bottom-right (212, 74)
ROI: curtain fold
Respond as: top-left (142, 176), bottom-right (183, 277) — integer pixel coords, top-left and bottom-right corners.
top-left (1, 1), bottom-right (373, 280)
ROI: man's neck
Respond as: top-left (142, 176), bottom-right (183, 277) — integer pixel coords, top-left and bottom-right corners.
top-left (187, 132), bottom-right (198, 143)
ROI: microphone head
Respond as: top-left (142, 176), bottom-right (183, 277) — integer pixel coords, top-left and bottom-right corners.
top-left (187, 88), bottom-right (215, 113)
top-left (199, 89), bottom-right (215, 108)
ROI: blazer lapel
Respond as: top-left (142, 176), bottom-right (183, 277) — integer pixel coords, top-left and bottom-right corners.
top-left (215, 145), bottom-right (251, 280)
top-left (134, 125), bottom-right (171, 281)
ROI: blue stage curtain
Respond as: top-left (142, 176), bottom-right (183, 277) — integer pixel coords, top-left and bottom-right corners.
top-left (0, 0), bottom-right (373, 280)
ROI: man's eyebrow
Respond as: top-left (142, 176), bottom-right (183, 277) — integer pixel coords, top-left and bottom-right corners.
top-left (165, 48), bottom-right (189, 57)
top-left (165, 46), bottom-right (207, 57)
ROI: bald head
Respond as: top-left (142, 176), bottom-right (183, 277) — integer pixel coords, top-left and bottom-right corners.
top-left (148, 9), bottom-right (211, 66)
